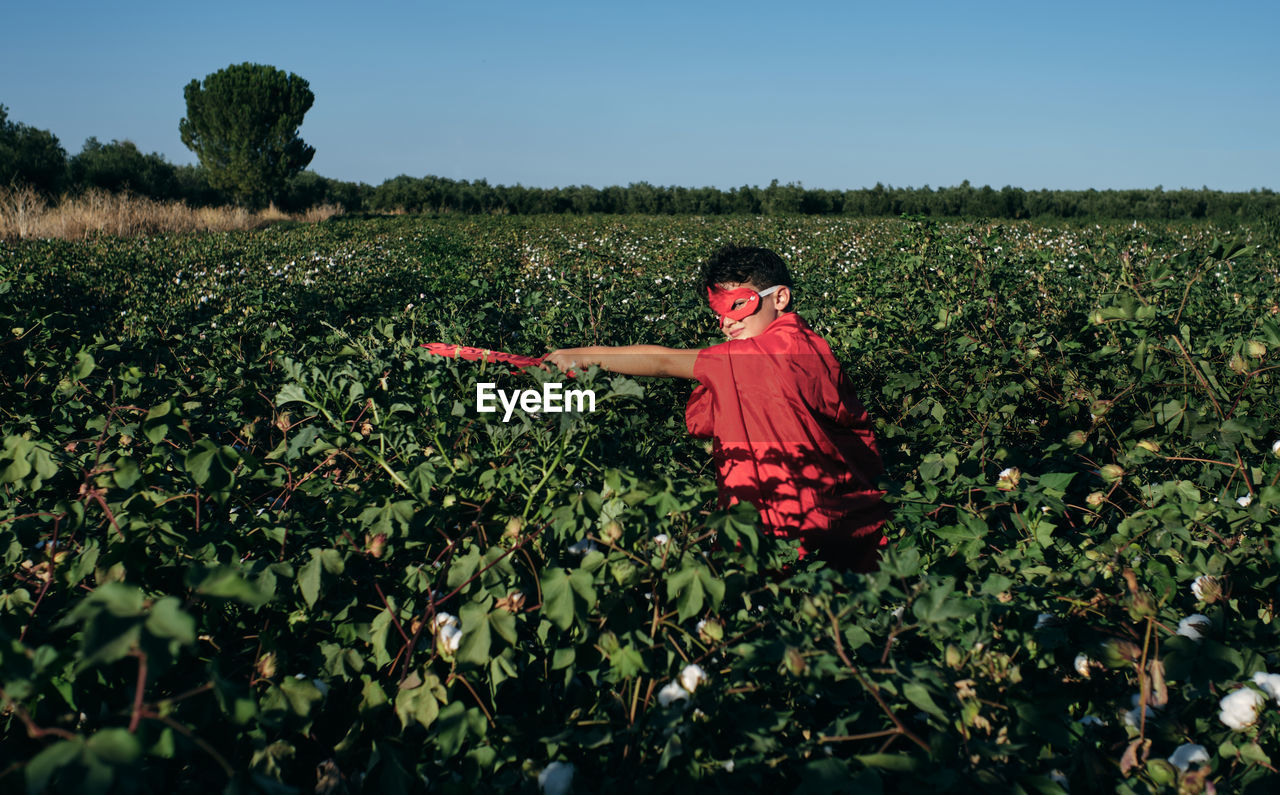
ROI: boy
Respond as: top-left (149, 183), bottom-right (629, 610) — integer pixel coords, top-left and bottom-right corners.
top-left (544, 245), bottom-right (888, 572)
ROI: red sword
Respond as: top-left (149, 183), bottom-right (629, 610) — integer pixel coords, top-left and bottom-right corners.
top-left (420, 343), bottom-right (576, 377)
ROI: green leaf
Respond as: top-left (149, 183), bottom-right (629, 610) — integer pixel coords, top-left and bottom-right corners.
top-left (275, 383), bottom-right (310, 406)
top-left (697, 566), bottom-right (726, 611)
top-left (73, 350), bottom-right (96, 380)
top-left (434, 700), bottom-right (470, 758)
top-left (190, 565), bottom-right (272, 608)
top-left (64, 584), bottom-right (145, 666)
top-left (319, 548), bottom-right (344, 574)
top-left (279, 676), bottom-right (324, 717)
top-left (457, 601), bottom-right (492, 667)
top-left (880, 546), bottom-right (921, 578)
top-left (1037, 472), bottom-right (1075, 496)
top-left (370, 609), bottom-right (393, 668)
top-left (184, 439), bottom-right (239, 500)
top-left (568, 569), bottom-right (595, 608)
top-left (902, 682), bottom-right (947, 720)
top-left (81, 581), bottom-right (145, 616)
top-left (65, 540), bottom-right (101, 586)
top-left (667, 564), bottom-right (706, 622)
top-left (609, 645), bottom-right (646, 679)
top-left (912, 579), bottom-right (973, 624)
top-left (142, 401), bottom-right (178, 444)
top-left (361, 676), bottom-right (390, 716)
top-left (798, 758), bottom-right (858, 793)
top-left (447, 547), bottom-right (482, 591)
top-left (854, 753), bottom-right (919, 772)
top-left (488, 609), bottom-right (517, 646)
top-left (298, 550), bottom-right (323, 608)
top-left (111, 457), bottom-right (141, 490)
top-left (1239, 741), bottom-right (1272, 766)
top-left (144, 597), bottom-right (196, 645)
top-left (86, 728), bottom-right (142, 765)
top-left (540, 568), bottom-right (574, 631)
top-left (395, 676), bottom-right (439, 730)
top-left (150, 727), bottom-right (176, 759)
top-left (25, 737), bottom-right (85, 793)
top-left (980, 574), bottom-right (1014, 596)
top-left (552, 646), bottom-right (575, 670)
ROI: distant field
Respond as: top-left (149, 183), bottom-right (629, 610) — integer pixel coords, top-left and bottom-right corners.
top-left (2, 215), bottom-right (1278, 792)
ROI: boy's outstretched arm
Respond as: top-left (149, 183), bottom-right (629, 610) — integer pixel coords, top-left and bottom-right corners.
top-left (545, 345), bottom-right (699, 379)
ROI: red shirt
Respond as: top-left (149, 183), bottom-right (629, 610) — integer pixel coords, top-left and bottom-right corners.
top-left (685, 313), bottom-right (887, 558)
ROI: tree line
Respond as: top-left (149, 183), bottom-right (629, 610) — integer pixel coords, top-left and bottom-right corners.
top-left (359, 176), bottom-right (1280, 222)
top-left (4, 77), bottom-right (1278, 222)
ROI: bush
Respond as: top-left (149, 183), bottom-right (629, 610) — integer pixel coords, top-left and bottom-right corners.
top-left (69, 138), bottom-right (181, 201)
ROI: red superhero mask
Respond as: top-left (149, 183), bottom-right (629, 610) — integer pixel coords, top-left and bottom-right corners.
top-left (707, 284), bottom-right (782, 323)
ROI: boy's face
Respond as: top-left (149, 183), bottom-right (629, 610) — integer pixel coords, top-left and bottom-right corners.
top-left (713, 282), bottom-right (790, 340)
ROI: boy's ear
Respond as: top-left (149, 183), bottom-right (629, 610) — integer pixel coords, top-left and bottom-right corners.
top-left (773, 286), bottom-right (792, 311)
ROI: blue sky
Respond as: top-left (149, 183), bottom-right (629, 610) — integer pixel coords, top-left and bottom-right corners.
top-left (3, 0), bottom-right (1277, 191)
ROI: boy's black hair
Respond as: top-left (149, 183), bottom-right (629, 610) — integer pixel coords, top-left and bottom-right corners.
top-left (701, 245), bottom-right (795, 296)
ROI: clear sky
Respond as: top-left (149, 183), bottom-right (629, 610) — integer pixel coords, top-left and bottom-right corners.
top-left (3, 0), bottom-right (1277, 191)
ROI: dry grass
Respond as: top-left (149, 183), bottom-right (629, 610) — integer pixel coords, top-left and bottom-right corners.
top-left (0, 185), bottom-right (343, 241)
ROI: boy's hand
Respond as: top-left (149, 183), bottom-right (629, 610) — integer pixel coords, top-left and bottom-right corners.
top-left (545, 345), bottom-right (698, 378)
top-left (545, 348), bottom-right (592, 373)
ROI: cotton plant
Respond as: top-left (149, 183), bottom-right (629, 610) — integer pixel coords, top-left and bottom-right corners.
top-left (1073, 653), bottom-right (1096, 678)
top-left (567, 538), bottom-right (597, 555)
top-left (1251, 671), bottom-right (1280, 701)
top-left (1190, 574), bottom-right (1220, 603)
top-left (1167, 743), bottom-right (1209, 772)
top-left (432, 612), bottom-right (462, 654)
top-left (1215, 670), bottom-right (1280, 731)
top-left (537, 761), bottom-right (574, 795)
top-left (1177, 614), bottom-right (1211, 641)
top-left (658, 663), bottom-right (709, 708)
top-left (1219, 687), bottom-right (1266, 731)
top-left (1122, 694), bottom-right (1157, 729)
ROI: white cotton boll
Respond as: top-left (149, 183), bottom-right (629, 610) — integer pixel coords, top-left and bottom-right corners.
top-left (538, 761), bottom-right (574, 795)
top-left (1123, 695), bottom-right (1156, 729)
top-left (721, 760), bottom-right (735, 773)
top-left (1252, 671), bottom-right (1280, 702)
top-left (1271, 439), bottom-right (1280, 456)
top-left (1177, 614), bottom-right (1211, 641)
top-left (438, 624), bottom-right (462, 653)
top-left (679, 664), bottom-right (707, 694)
top-left (1048, 770), bottom-right (1069, 790)
top-left (1073, 653), bottom-right (1092, 678)
top-left (1167, 743), bottom-right (1210, 772)
top-left (1077, 715), bottom-right (1103, 727)
top-left (567, 539), bottom-right (596, 555)
top-left (1191, 574), bottom-right (1216, 600)
top-left (432, 612), bottom-right (462, 653)
top-left (658, 680), bottom-right (690, 707)
top-left (1035, 613), bottom-right (1055, 629)
top-left (1237, 494), bottom-right (1253, 508)
top-left (1219, 687), bottom-right (1266, 730)
top-left (653, 534), bottom-right (669, 545)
